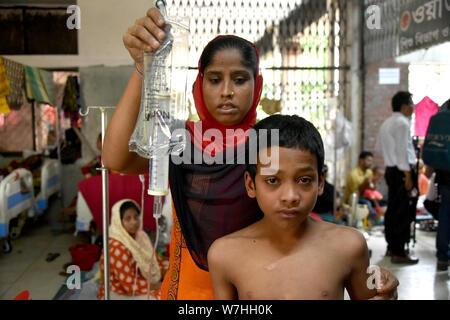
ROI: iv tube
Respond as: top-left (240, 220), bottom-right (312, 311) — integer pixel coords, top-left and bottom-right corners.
top-left (139, 173), bottom-right (162, 300)
top-left (147, 215), bottom-right (160, 300)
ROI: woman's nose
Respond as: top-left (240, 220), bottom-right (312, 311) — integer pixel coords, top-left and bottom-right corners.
top-left (221, 80), bottom-right (234, 98)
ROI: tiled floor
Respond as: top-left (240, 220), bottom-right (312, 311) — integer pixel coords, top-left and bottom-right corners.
top-left (1, 215), bottom-right (448, 300)
top-left (0, 216), bottom-right (85, 300)
top-left (367, 226), bottom-right (449, 300)
top-left (0, 160), bottom-right (88, 300)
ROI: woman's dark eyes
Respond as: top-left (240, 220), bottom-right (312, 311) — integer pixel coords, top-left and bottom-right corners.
top-left (207, 78), bottom-right (248, 84)
top-left (234, 78), bottom-right (247, 84)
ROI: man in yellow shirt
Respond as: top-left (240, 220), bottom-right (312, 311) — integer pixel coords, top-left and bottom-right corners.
top-left (344, 151), bottom-right (374, 204)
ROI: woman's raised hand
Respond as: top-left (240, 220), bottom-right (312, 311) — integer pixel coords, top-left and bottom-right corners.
top-left (123, 8), bottom-right (167, 72)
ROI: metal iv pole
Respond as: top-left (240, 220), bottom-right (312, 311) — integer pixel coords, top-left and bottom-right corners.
top-left (79, 105), bottom-right (115, 300)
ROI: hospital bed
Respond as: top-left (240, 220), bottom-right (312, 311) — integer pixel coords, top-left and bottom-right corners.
top-left (0, 168), bottom-right (35, 253)
top-left (34, 159), bottom-right (61, 214)
top-left (0, 158), bottom-right (62, 253)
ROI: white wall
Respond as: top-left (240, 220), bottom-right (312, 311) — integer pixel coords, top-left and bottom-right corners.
top-left (396, 42), bottom-right (450, 106)
top-left (4, 0), bottom-right (156, 68)
top-left (396, 42), bottom-right (450, 64)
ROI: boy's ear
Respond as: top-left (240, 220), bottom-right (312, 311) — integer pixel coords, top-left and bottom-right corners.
top-left (317, 170), bottom-right (325, 196)
top-left (244, 171), bottom-right (256, 198)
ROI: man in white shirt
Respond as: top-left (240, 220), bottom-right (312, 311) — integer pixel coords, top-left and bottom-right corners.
top-left (376, 91), bottom-right (419, 264)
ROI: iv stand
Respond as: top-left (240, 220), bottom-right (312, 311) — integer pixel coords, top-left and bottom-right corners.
top-left (79, 105), bottom-right (115, 300)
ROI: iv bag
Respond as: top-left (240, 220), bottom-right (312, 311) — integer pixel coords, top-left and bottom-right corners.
top-left (129, 16), bottom-right (190, 160)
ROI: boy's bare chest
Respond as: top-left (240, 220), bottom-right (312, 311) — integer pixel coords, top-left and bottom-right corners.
top-left (230, 244), bottom-right (349, 300)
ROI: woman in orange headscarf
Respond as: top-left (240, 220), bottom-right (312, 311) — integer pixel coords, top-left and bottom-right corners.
top-left (103, 7), bottom-right (399, 300)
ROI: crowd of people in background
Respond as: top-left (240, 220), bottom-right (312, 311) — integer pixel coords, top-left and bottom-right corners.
top-left (330, 91), bottom-right (449, 271)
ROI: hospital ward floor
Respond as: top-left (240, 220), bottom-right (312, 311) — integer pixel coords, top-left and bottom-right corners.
top-left (0, 215), bottom-right (448, 300)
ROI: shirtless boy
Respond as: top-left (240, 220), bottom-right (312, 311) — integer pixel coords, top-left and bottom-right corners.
top-left (207, 115), bottom-right (378, 300)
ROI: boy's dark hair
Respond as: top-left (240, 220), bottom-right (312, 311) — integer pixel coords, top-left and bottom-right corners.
top-left (392, 91), bottom-right (413, 112)
top-left (119, 201), bottom-right (140, 220)
top-left (200, 35), bottom-right (258, 79)
top-left (359, 151), bottom-right (373, 160)
top-left (246, 115), bottom-right (324, 181)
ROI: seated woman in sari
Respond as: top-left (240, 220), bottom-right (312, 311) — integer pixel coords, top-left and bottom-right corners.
top-left (98, 199), bottom-right (161, 300)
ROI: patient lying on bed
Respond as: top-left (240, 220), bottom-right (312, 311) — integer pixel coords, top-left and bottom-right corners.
top-left (0, 154), bottom-right (43, 191)
top-left (207, 116), bottom-right (386, 300)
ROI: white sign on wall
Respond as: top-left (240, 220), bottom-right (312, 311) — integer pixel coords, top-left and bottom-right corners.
top-left (379, 68), bottom-right (400, 85)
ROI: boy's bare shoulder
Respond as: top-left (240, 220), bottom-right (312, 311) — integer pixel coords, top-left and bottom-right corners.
top-left (313, 220), bottom-right (368, 257)
top-left (316, 220), bottom-right (365, 237)
top-left (208, 223), bottom-right (259, 262)
top-left (211, 222), bottom-right (258, 248)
